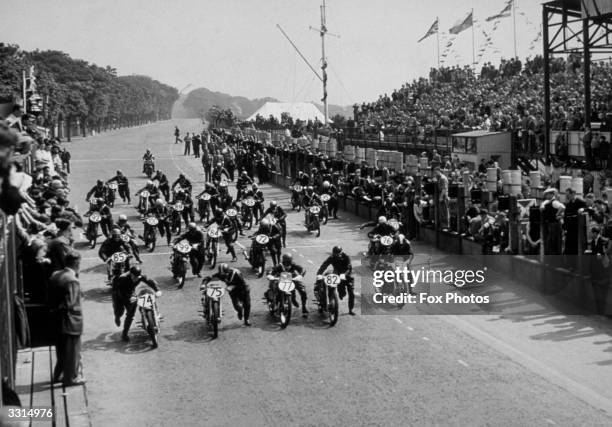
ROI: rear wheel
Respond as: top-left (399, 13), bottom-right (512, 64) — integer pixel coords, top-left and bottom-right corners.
top-left (328, 288), bottom-right (339, 326)
top-left (279, 292), bottom-right (292, 328)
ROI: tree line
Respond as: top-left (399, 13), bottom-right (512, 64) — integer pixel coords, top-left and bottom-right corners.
top-left (0, 43), bottom-right (179, 132)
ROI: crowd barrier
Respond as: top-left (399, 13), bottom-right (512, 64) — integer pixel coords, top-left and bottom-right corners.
top-left (258, 146), bottom-right (602, 315)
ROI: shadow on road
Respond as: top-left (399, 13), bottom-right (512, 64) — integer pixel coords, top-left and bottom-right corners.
top-left (82, 331), bottom-right (157, 354)
top-left (82, 286), bottom-right (113, 303)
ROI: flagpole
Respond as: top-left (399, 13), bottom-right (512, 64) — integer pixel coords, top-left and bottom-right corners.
top-left (471, 9), bottom-right (475, 69)
top-left (436, 18), bottom-right (440, 68)
top-left (512, 0), bottom-right (517, 58)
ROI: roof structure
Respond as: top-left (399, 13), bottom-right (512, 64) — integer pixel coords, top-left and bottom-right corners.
top-left (246, 102), bottom-right (326, 122)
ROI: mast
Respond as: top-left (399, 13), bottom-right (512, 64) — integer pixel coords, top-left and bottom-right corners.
top-left (320, 0), bottom-right (328, 124)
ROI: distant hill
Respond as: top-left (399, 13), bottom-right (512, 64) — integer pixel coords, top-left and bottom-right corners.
top-left (173, 87), bottom-right (352, 120)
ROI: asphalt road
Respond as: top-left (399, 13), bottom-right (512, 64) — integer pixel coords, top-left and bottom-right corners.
top-left (68, 119), bottom-right (612, 426)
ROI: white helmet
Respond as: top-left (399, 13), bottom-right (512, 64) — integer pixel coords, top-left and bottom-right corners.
top-left (378, 216), bottom-right (387, 224)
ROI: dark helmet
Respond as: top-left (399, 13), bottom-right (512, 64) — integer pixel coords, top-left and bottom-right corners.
top-left (111, 228), bottom-right (121, 238)
top-left (218, 263), bottom-right (229, 274)
top-left (129, 266), bottom-right (142, 276)
top-left (332, 246), bottom-right (342, 255)
top-left (188, 222), bottom-right (197, 231)
top-left (281, 254), bottom-right (293, 265)
top-left (179, 174), bottom-right (185, 179)
top-left (96, 179), bottom-right (103, 186)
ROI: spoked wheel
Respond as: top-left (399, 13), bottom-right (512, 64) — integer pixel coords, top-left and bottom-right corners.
top-left (145, 311), bottom-right (159, 348)
top-left (328, 289), bottom-right (339, 326)
top-left (147, 236), bottom-right (156, 252)
top-left (256, 256), bottom-right (265, 278)
top-left (209, 242), bottom-right (217, 269)
top-left (315, 221), bottom-right (321, 238)
top-left (245, 214), bottom-right (253, 230)
top-left (279, 293), bottom-right (292, 329)
top-left (210, 300), bottom-right (220, 338)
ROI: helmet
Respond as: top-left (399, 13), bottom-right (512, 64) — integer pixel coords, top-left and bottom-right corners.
top-left (216, 162), bottom-right (222, 167)
top-left (270, 201), bottom-right (277, 207)
top-left (378, 216), bottom-right (387, 224)
top-left (129, 266), bottom-right (142, 276)
top-left (188, 222), bottom-right (197, 230)
top-left (97, 179), bottom-right (103, 185)
top-left (116, 170), bottom-right (122, 175)
top-left (111, 228), bottom-right (121, 237)
top-left (332, 246), bottom-right (342, 255)
top-left (218, 263), bottom-right (229, 274)
top-left (281, 254), bottom-right (293, 265)
top-left (252, 183), bottom-right (258, 189)
top-left (241, 171), bottom-right (247, 176)
top-left (147, 180), bottom-right (154, 186)
top-left (260, 218), bottom-right (270, 227)
top-left (398, 234), bottom-right (406, 242)
top-left (323, 181), bottom-right (330, 188)
top-left (179, 174), bottom-right (185, 179)
top-left (118, 214), bottom-right (127, 222)
top-left (307, 186), bottom-right (314, 192)
top-left (155, 199), bottom-right (164, 207)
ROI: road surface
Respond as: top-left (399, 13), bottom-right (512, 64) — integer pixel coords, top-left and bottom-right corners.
top-left (68, 119), bottom-right (612, 426)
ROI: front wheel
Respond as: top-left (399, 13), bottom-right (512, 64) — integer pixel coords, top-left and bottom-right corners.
top-left (210, 299), bottom-right (220, 338)
top-left (279, 292), bottom-right (292, 329)
top-left (145, 310), bottom-right (159, 348)
top-left (209, 242), bottom-right (217, 269)
top-left (328, 288), bottom-right (339, 326)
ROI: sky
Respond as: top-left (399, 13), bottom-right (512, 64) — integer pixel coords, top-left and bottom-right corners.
top-left (1, 0), bottom-right (545, 106)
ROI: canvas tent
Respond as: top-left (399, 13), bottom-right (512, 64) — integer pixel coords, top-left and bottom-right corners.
top-left (246, 102), bottom-right (327, 123)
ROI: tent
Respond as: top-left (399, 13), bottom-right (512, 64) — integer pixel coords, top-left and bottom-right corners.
top-left (246, 102), bottom-right (327, 123)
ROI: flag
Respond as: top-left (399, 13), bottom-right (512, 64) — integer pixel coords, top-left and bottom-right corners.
top-left (449, 11), bottom-right (473, 35)
top-left (418, 18), bottom-right (439, 43)
top-left (486, 1), bottom-right (512, 22)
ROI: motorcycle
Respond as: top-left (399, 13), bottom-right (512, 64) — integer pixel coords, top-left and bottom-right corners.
top-left (107, 251), bottom-right (131, 284)
top-left (138, 190), bottom-right (151, 214)
top-left (246, 234), bottom-right (268, 278)
top-left (107, 182), bottom-right (118, 208)
top-left (171, 240), bottom-right (191, 288)
top-left (196, 193), bottom-right (211, 222)
top-left (144, 161), bottom-right (155, 178)
top-left (291, 185), bottom-right (302, 211)
top-left (170, 201), bottom-right (185, 234)
top-left (265, 271), bottom-right (296, 328)
top-left (365, 234), bottom-right (395, 270)
top-left (199, 280), bottom-right (226, 338)
top-left (305, 205), bottom-right (321, 237)
top-left (319, 194), bottom-right (331, 225)
top-left (85, 211), bottom-right (101, 249)
top-left (314, 273), bottom-right (341, 326)
top-left (134, 285), bottom-right (160, 348)
top-left (241, 197), bottom-right (255, 230)
top-left (142, 215), bottom-right (158, 252)
top-left (205, 225), bottom-right (222, 269)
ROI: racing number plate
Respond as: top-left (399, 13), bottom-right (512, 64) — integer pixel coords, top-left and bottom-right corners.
top-left (108, 183), bottom-right (118, 190)
top-left (175, 242), bottom-right (191, 254)
top-left (388, 219), bottom-right (400, 230)
top-left (137, 293), bottom-right (155, 309)
top-left (255, 234), bottom-right (269, 245)
top-left (111, 252), bottom-right (127, 263)
top-left (278, 281), bottom-right (295, 293)
top-left (205, 286), bottom-right (225, 299)
top-left (120, 234), bottom-right (131, 243)
top-left (201, 193), bottom-right (211, 201)
top-left (174, 202), bottom-right (184, 212)
top-left (141, 190), bottom-right (150, 198)
top-left (244, 198), bottom-right (255, 207)
top-left (226, 209), bottom-right (237, 217)
top-left (320, 194), bottom-right (330, 202)
top-left (309, 206), bottom-right (320, 214)
top-left (89, 212), bottom-right (101, 222)
top-left (380, 236), bottom-right (394, 246)
top-left (293, 185), bottom-right (302, 192)
top-left (325, 274), bottom-right (341, 288)
top-left (208, 227), bottom-right (221, 238)
top-left (146, 217), bottom-right (159, 226)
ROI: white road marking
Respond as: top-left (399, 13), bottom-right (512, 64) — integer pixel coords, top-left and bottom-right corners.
top-left (298, 253), bottom-right (305, 257)
top-left (422, 337), bottom-right (430, 341)
top-left (406, 326), bottom-right (414, 331)
top-left (291, 249), bottom-right (297, 252)
top-left (457, 359), bottom-right (469, 368)
top-left (393, 317), bottom-right (403, 324)
top-left (307, 260), bottom-right (314, 264)
top-left (168, 145), bottom-right (195, 181)
top-left (543, 419), bottom-right (557, 425)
